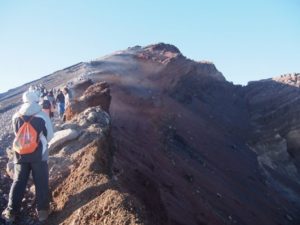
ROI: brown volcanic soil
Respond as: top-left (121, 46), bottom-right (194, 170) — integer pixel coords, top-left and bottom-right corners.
top-left (44, 138), bottom-right (147, 225)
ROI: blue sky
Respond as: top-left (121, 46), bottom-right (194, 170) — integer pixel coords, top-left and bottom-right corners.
top-left (0, 0), bottom-right (299, 93)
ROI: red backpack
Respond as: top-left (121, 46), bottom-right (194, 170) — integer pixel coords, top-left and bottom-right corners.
top-left (13, 115), bottom-right (39, 154)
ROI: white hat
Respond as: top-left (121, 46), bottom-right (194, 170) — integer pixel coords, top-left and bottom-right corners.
top-left (22, 91), bottom-right (39, 103)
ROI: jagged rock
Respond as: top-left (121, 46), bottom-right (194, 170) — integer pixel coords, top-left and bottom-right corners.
top-left (69, 79), bottom-right (93, 101)
top-left (65, 82), bottom-right (111, 121)
top-left (81, 81), bottom-right (111, 111)
top-left (145, 43), bottom-right (181, 54)
top-left (273, 73), bottom-right (300, 87)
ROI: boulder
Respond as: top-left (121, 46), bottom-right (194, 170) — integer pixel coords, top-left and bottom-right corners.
top-left (48, 129), bottom-right (80, 153)
top-left (68, 106), bottom-right (110, 133)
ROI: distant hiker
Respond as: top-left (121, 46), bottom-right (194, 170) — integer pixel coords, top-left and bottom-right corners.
top-left (62, 87), bottom-right (72, 122)
top-left (47, 91), bottom-right (55, 105)
top-left (41, 88), bottom-right (47, 98)
top-left (28, 85), bottom-right (35, 92)
top-left (63, 87), bottom-right (71, 108)
top-left (52, 88), bottom-right (57, 97)
top-left (55, 89), bottom-right (65, 119)
top-left (1, 90), bottom-right (53, 223)
top-left (47, 91), bottom-right (56, 118)
top-left (41, 96), bottom-right (52, 118)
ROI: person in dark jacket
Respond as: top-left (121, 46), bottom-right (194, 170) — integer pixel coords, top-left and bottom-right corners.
top-left (1, 91), bottom-right (54, 223)
top-left (55, 89), bottom-right (65, 119)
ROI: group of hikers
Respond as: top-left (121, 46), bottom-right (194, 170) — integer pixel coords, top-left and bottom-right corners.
top-left (28, 84), bottom-right (71, 121)
top-left (1, 84), bottom-right (72, 223)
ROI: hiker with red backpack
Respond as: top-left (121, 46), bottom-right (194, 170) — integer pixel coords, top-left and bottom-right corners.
top-left (1, 90), bottom-right (54, 223)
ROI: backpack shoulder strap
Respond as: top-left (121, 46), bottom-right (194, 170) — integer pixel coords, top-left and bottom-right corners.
top-left (18, 113), bottom-right (35, 123)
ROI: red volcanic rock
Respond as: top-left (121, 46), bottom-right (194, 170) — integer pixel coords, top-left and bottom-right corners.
top-left (146, 43), bottom-right (181, 54)
top-left (65, 81), bottom-right (111, 121)
top-left (70, 79), bottom-right (93, 100)
top-left (135, 43), bottom-right (183, 65)
top-left (81, 81), bottom-right (111, 112)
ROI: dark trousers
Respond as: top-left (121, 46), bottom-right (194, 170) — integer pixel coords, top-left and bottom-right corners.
top-left (8, 161), bottom-right (49, 213)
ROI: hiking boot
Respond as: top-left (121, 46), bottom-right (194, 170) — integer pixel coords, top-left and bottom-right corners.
top-left (1, 208), bottom-right (15, 223)
top-left (37, 209), bottom-right (51, 222)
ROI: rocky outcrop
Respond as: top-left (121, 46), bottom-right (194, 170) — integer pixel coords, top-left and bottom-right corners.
top-left (65, 81), bottom-right (111, 121)
top-left (48, 105), bottom-right (111, 187)
top-left (135, 43), bottom-right (182, 65)
top-left (273, 72), bottom-right (300, 87)
top-left (69, 79), bottom-right (93, 101)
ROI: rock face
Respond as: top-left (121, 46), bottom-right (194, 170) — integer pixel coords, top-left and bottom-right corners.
top-left (0, 43), bottom-right (300, 225)
top-left (245, 76), bottom-right (300, 206)
top-left (245, 77), bottom-right (300, 177)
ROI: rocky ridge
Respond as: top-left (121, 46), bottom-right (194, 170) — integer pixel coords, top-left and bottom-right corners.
top-left (0, 43), bottom-right (299, 225)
